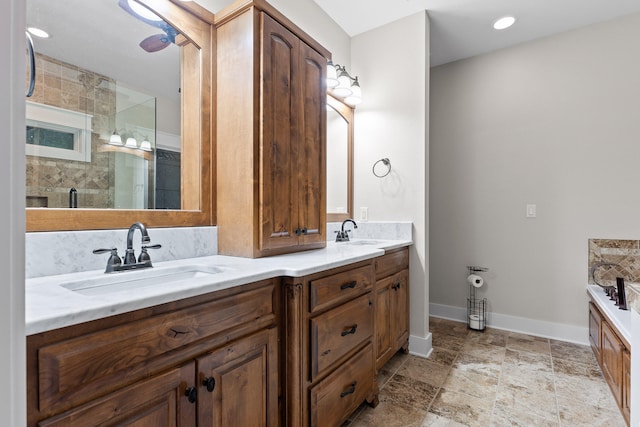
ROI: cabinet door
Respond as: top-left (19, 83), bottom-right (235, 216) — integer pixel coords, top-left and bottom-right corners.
top-left (260, 13), bottom-right (300, 252)
top-left (374, 278), bottom-right (392, 370)
top-left (390, 270), bottom-right (409, 350)
top-left (601, 321), bottom-right (624, 405)
top-left (588, 302), bottom-right (602, 364)
top-left (623, 349), bottom-right (630, 424)
top-left (197, 328), bottom-right (278, 427)
top-left (38, 364), bottom-right (196, 427)
top-left (297, 41), bottom-right (326, 246)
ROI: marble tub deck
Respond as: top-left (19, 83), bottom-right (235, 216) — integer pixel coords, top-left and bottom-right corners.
top-left (344, 317), bottom-right (625, 427)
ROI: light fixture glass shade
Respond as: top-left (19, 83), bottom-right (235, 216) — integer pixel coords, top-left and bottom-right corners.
top-left (326, 61), bottom-right (339, 89)
top-left (125, 137), bottom-right (138, 148)
top-left (139, 138), bottom-right (152, 151)
top-left (109, 130), bottom-right (123, 145)
top-left (344, 78), bottom-right (362, 106)
top-left (332, 69), bottom-right (353, 98)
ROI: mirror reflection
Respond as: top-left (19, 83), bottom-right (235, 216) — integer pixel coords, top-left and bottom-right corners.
top-left (326, 95), bottom-right (354, 222)
top-left (26, 0), bottom-right (181, 209)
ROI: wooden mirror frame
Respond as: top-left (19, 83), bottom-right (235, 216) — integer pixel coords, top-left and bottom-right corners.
top-left (326, 94), bottom-right (354, 223)
top-left (26, 0), bottom-right (215, 231)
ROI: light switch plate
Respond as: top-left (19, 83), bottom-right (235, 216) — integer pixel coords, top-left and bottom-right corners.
top-left (526, 204), bottom-right (537, 218)
top-left (360, 207), bottom-right (368, 221)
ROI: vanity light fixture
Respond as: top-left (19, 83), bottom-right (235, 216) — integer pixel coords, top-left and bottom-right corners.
top-left (333, 67), bottom-right (353, 98)
top-left (493, 16), bottom-right (516, 30)
top-left (344, 77), bottom-right (361, 106)
top-left (327, 61), bottom-right (362, 106)
top-left (327, 60), bottom-right (339, 88)
top-left (125, 137), bottom-right (138, 148)
top-left (27, 27), bottom-right (50, 38)
top-left (109, 130), bottom-right (123, 146)
top-left (139, 137), bottom-right (152, 151)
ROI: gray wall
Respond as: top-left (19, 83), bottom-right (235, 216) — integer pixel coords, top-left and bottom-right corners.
top-left (430, 13), bottom-right (640, 339)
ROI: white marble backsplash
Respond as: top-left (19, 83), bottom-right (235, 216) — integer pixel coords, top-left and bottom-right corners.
top-left (26, 226), bottom-right (218, 278)
top-left (326, 221), bottom-right (412, 241)
top-left (26, 221), bottom-right (412, 278)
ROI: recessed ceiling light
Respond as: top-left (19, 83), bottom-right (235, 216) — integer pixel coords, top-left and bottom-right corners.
top-left (493, 16), bottom-right (516, 30)
top-left (27, 27), bottom-right (49, 38)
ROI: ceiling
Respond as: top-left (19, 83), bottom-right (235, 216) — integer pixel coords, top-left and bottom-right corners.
top-left (26, 0), bottom-right (640, 99)
top-left (312, 0), bottom-right (640, 66)
top-left (27, 0), bottom-right (180, 103)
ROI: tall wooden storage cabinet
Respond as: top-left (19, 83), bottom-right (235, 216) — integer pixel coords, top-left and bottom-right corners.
top-left (216, 0), bottom-right (329, 258)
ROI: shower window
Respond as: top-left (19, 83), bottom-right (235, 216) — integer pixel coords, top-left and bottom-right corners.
top-left (25, 101), bottom-right (92, 162)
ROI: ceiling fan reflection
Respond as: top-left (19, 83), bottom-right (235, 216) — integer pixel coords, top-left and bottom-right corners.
top-left (117, 0), bottom-right (178, 53)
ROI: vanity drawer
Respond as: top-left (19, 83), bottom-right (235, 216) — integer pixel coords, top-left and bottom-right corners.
top-left (310, 292), bottom-right (373, 379)
top-left (309, 343), bottom-right (374, 427)
top-left (375, 248), bottom-right (409, 280)
top-left (37, 281), bottom-right (276, 411)
top-left (309, 264), bottom-right (373, 313)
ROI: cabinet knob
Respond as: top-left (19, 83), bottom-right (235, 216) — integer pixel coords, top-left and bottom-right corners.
top-left (341, 324), bottom-right (358, 336)
top-left (340, 381), bottom-right (357, 398)
top-left (294, 227), bottom-right (308, 236)
top-left (203, 376), bottom-right (216, 392)
top-left (185, 386), bottom-right (197, 403)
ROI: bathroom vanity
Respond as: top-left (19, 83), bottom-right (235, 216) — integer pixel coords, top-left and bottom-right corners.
top-left (588, 285), bottom-right (631, 425)
top-left (26, 240), bottom-right (411, 427)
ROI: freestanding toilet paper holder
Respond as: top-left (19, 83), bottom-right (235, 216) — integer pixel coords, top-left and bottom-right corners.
top-left (467, 266), bottom-right (488, 331)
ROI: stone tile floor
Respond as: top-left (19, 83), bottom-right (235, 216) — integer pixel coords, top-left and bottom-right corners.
top-left (344, 317), bottom-right (626, 426)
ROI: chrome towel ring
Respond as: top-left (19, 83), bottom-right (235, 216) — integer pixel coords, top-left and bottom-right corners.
top-left (372, 158), bottom-right (391, 178)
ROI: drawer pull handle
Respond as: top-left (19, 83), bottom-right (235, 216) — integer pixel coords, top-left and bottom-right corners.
top-left (203, 376), bottom-right (216, 392)
top-left (392, 283), bottom-right (401, 291)
top-left (340, 281), bottom-right (357, 290)
top-left (340, 381), bottom-right (357, 398)
top-left (185, 387), bottom-right (197, 403)
top-left (341, 325), bottom-right (358, 336)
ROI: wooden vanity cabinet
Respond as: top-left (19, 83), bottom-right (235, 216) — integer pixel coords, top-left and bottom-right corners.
top-left (374, 248), bottom-right (410, 370)
top-left (588, 301), bottom-right (603, 364)
top-left (215, 0), bottom-right (329, 258)
top-left (588, 300), bottom-right (630, 425)
top-left (282, 261), bottom-right (379, 427)
top-left (27, 279), bottom-right (279, 427)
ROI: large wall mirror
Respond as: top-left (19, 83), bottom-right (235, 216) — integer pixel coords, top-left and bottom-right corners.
top-left (326, 94), bottom-right (354, 222)
top-left (25, 0), bottom-right (214, 231)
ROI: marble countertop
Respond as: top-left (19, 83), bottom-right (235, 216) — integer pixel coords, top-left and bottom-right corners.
top-left (26, 239), bottom-right (412, 336)
top-left (587, 285), bottom-right (631, 346)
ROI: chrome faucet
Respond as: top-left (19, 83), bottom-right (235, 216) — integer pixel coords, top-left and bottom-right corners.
top-left (335, 218), bottom-right (357, 242)
top-left (93, 222), bottom-right (161, 273)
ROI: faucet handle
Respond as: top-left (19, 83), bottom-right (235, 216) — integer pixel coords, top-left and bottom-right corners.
top-left (138, 244), bottom-right (162, 263)
top-left (93, 248), bottom-right (122, 273)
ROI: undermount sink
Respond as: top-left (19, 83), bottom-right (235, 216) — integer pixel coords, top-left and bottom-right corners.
top-left (344, 240), bottom-right (385, 246)
top-left (60, 264), bottom-right (228, 296)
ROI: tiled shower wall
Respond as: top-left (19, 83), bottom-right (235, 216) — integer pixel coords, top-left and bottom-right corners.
top-left (588, 239), bottom-right (640, 287)
top-left (26, 53), bottom-right (115, 208)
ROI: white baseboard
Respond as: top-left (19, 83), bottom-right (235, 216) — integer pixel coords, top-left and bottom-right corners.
top-left (429, 303), bottom-right (589, 346)
top-left (408, 333), bottom-right (433, 359)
